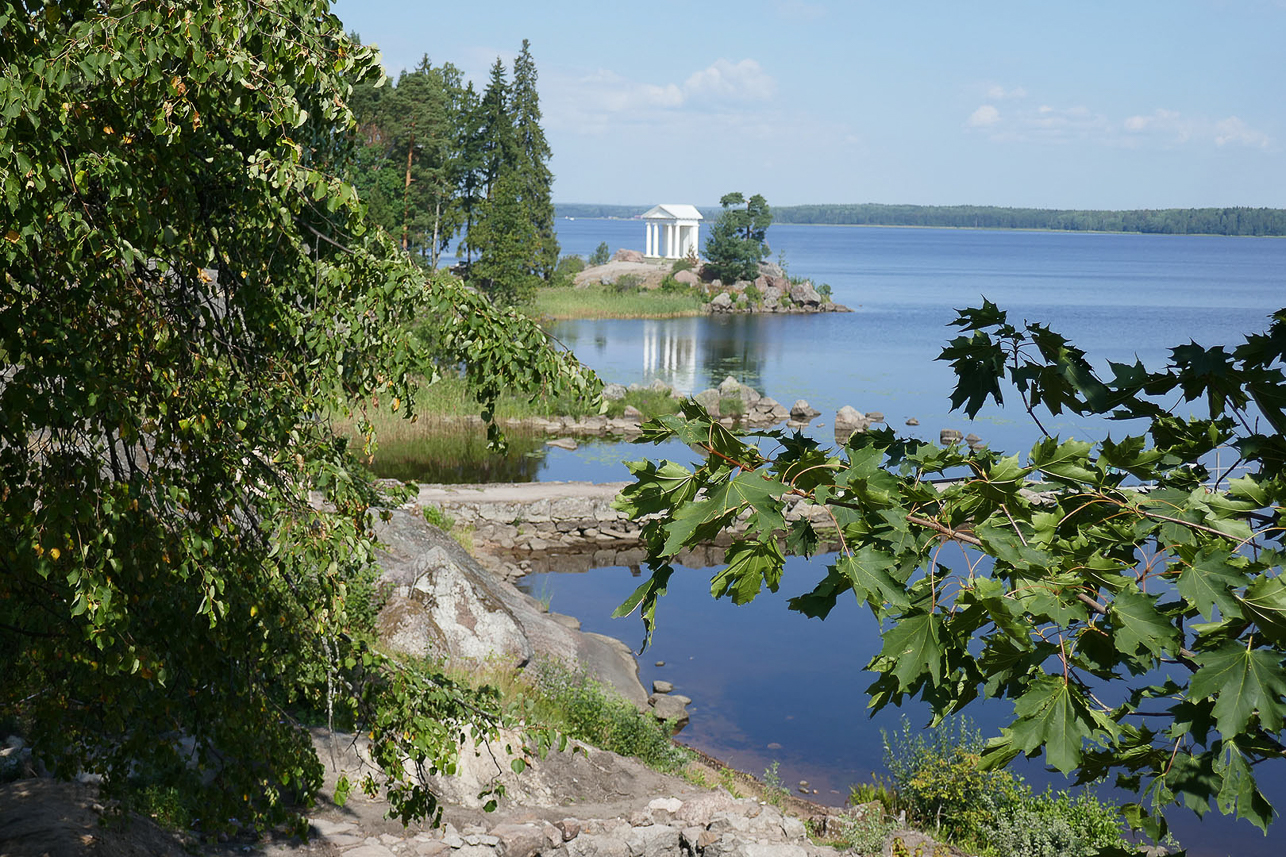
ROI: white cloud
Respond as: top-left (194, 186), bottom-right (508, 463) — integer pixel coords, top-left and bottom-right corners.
top-left (683, 59), bottom-right (777, 103)
top-left (985, 84), bottom-right (1027, 100)
top-left (1214, 116), bottom-right (1271, 148)
top-left (966, 96), bottom-right (1273, 150)
top-left (1123, 108), bottom-right (1271, 149)
top-left (967, 105), bottom-right (1000, 127)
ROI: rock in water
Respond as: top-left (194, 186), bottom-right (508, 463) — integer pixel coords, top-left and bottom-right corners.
top-left (789, 399), bottom-right (820, 421)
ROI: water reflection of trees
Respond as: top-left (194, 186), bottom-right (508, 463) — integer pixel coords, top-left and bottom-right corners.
top-left (698, 316), bottom-right (770, 392)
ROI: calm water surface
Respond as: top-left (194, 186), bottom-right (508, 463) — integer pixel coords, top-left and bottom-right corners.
top-left (518, 222), bottom-right (1284, 856)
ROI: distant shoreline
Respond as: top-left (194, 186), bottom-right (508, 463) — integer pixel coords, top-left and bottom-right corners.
top-left (557, 216), bottom-right (1283, 239)
top-left (555, 203), bottom-right (1286, 238)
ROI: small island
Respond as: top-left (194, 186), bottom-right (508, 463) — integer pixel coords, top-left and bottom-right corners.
top-left (538, 193), bottom-right (850, 319)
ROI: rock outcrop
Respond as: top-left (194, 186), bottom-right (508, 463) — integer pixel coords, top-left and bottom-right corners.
top-left (374, 509), bottom-right (646, 708)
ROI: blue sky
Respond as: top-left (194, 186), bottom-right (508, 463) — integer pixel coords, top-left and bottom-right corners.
top-left (333, 1), bottom-right (1285, 210)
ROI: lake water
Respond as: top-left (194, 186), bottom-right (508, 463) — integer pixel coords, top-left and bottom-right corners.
top-left (517, 221), bottom-right (1285, 855)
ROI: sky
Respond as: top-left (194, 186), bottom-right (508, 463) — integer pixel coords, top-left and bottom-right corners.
top-left (332, 1), bottom-right (1286, 210)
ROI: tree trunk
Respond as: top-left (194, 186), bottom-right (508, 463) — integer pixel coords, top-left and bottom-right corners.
top-left (401, 124), bottom-right (415, 252)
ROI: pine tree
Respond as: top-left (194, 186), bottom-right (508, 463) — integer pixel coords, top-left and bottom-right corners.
top-left (510, 39), bottom-right (559, 281)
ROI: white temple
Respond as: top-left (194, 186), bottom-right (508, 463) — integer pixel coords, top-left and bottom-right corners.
top-left (642, 204), bottom-right (702, 259)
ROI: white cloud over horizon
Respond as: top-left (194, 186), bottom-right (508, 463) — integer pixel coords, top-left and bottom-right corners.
top-left (967, 99), bottom-right (1273, 150)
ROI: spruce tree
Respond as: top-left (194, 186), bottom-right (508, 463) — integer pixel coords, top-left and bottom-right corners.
top-left (510, 39), bottom-right (559, 281)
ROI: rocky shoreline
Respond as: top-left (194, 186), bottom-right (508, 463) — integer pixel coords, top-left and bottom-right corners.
top-left (0, 499), bottom-right (960, 857)
top-left (574, 252), bottom-right (851, 315)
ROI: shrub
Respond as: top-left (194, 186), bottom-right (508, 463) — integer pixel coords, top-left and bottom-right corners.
top-left (612, 273), bottom-right (644, 293)
top-left (551, 254), bottom-right (585, 288)
top-left (879, 717), bottom-right (1129, 856)
top-left (817, 283), bottom-right (833, 301)
top-left (589, 242), bottom-right (611, 266)
top-left (744, 284), bottom-right (762, 304)
top-left (670, 257), bottom-right (695, 274)
top-left (761, 761), bottom-right (789, 807)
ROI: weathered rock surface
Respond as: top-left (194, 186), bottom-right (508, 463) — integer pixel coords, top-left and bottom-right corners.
top-left (374, 509), bottom-right (645, 708)
top-left (613, 248), bottom-right (645, 263)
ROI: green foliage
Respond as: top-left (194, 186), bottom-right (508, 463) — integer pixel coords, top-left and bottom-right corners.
top-left (670, 257), bottom-right (695, 274)
top-left (848, 775), bottom-right (899, 817)
top-left (812, 811), bottom-right (897, 856)
top-left (761, 760), bottom-right (789, 807)
top-left (879, 717), bottom-right (1126, 856)
top-left (590, 241), bottom-right (612, 266)
top-left (612, 273), bottom-right (645, 293)
top-left (527, 284), bottom-right (704, 320)
top-left (603, 389), bottom-right (683, 420)
top-left (522, 660), bottom-right (689, 772)
top-left (616, 303), bottom-right (1286, 841)
top-left (0, 0), bottom-right (594, 832)
top-left (703, 192), bottom-right (773, 283)
top-left (817, 283), bottom-right (833, 301)
top-left (423, 505), bottom-right (456, 532)
top-left (551, 254), bottom-right (586, 287)
top-left (744, 284), bottom-right (762, 304)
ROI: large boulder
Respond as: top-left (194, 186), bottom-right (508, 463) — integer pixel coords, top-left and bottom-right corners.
top-left (374, 510), bottom-right (646, 708)
top-left (613, 248), bottom-right (645, 263)
top-left (709, 292), bottom-right (733, 312)
top-left (761, 285), bottom-right (783, 310)
top-left (834, 405), bottom-right (868, 438)
top-left (602, 382), bottom-right (627, 401)
top-left (790, 399), bottom-right (820, 421)
top-left (758, 261), bottom-right (787, 280)
top-left (788, 281), bottom-right (822, 306)
top-left (694, 388), bottom-right (722, 414)
top-left (673, 269), bottom-right (700, 286)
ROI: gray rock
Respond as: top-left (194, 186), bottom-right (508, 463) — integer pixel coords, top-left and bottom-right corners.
top-left (761, 285), bottom-right (782, 309)
top-left (788, 281), bottom-right (821, 306)
top-left (694, 388), bottom-right (722, 414)
top-left (834, 405), bottom-right (867, 436)
top-left (789, 399), bottom-right (820, 421)
top-left (622, 404), bottom-right (643, 420)
top-left (625, 824), bottom-right (681, 857)
top-left (940, 428), bottom-right (964, 445)
top-left (866, 411), bottom-right (885, 423)
top-left (648, 378), bottom-right (671, 394)
top-left (545, 437), bottom-right (578, 451)
top-left (652, 679), bottom-right (674, 694)
top-left (649, 692), bottom-right (691, 724)
top-left (718, 375), bottom-right (743, 397)
top-left (905, 417), bottom-right (919, 426)
top-left (759, 261), bottom-right (787, 280)
top-left (602, 383), bottom-right (627, 401)
top-left (674, 269), bottom-right (700, 286)
top-left (710, 292), bottom-right (733, 311)
top-left (613, 248), bottom-right (644, 263)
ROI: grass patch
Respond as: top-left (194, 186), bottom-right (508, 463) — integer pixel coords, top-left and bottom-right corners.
top-left (527, 284), bottom-right (704, 319)
top-left (603, 387), bottom-right (684, 419)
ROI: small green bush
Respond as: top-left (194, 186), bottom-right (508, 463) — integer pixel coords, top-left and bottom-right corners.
top-left (744, 284), bottom-right (761, 304)
top-left (817, 283), bottom-right (833, 301)
top-left (551, 254), bottom-right (586, 288)
top-left (812, 811), bottom-right (897, 856)
top-left (878, 717), bottom-right (1130, 857)
top-left (612, 273), bottom-right (644, 293)
top-left (670, 257), bottom-right (695, 273)
top-left (589, 242), bottom-right (611, 266)
top-left (761, 761), bottom-right (789, 807)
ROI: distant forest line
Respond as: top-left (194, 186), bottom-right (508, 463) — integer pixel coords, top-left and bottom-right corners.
top-left (555, 203), bottom-right (1286, 237)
